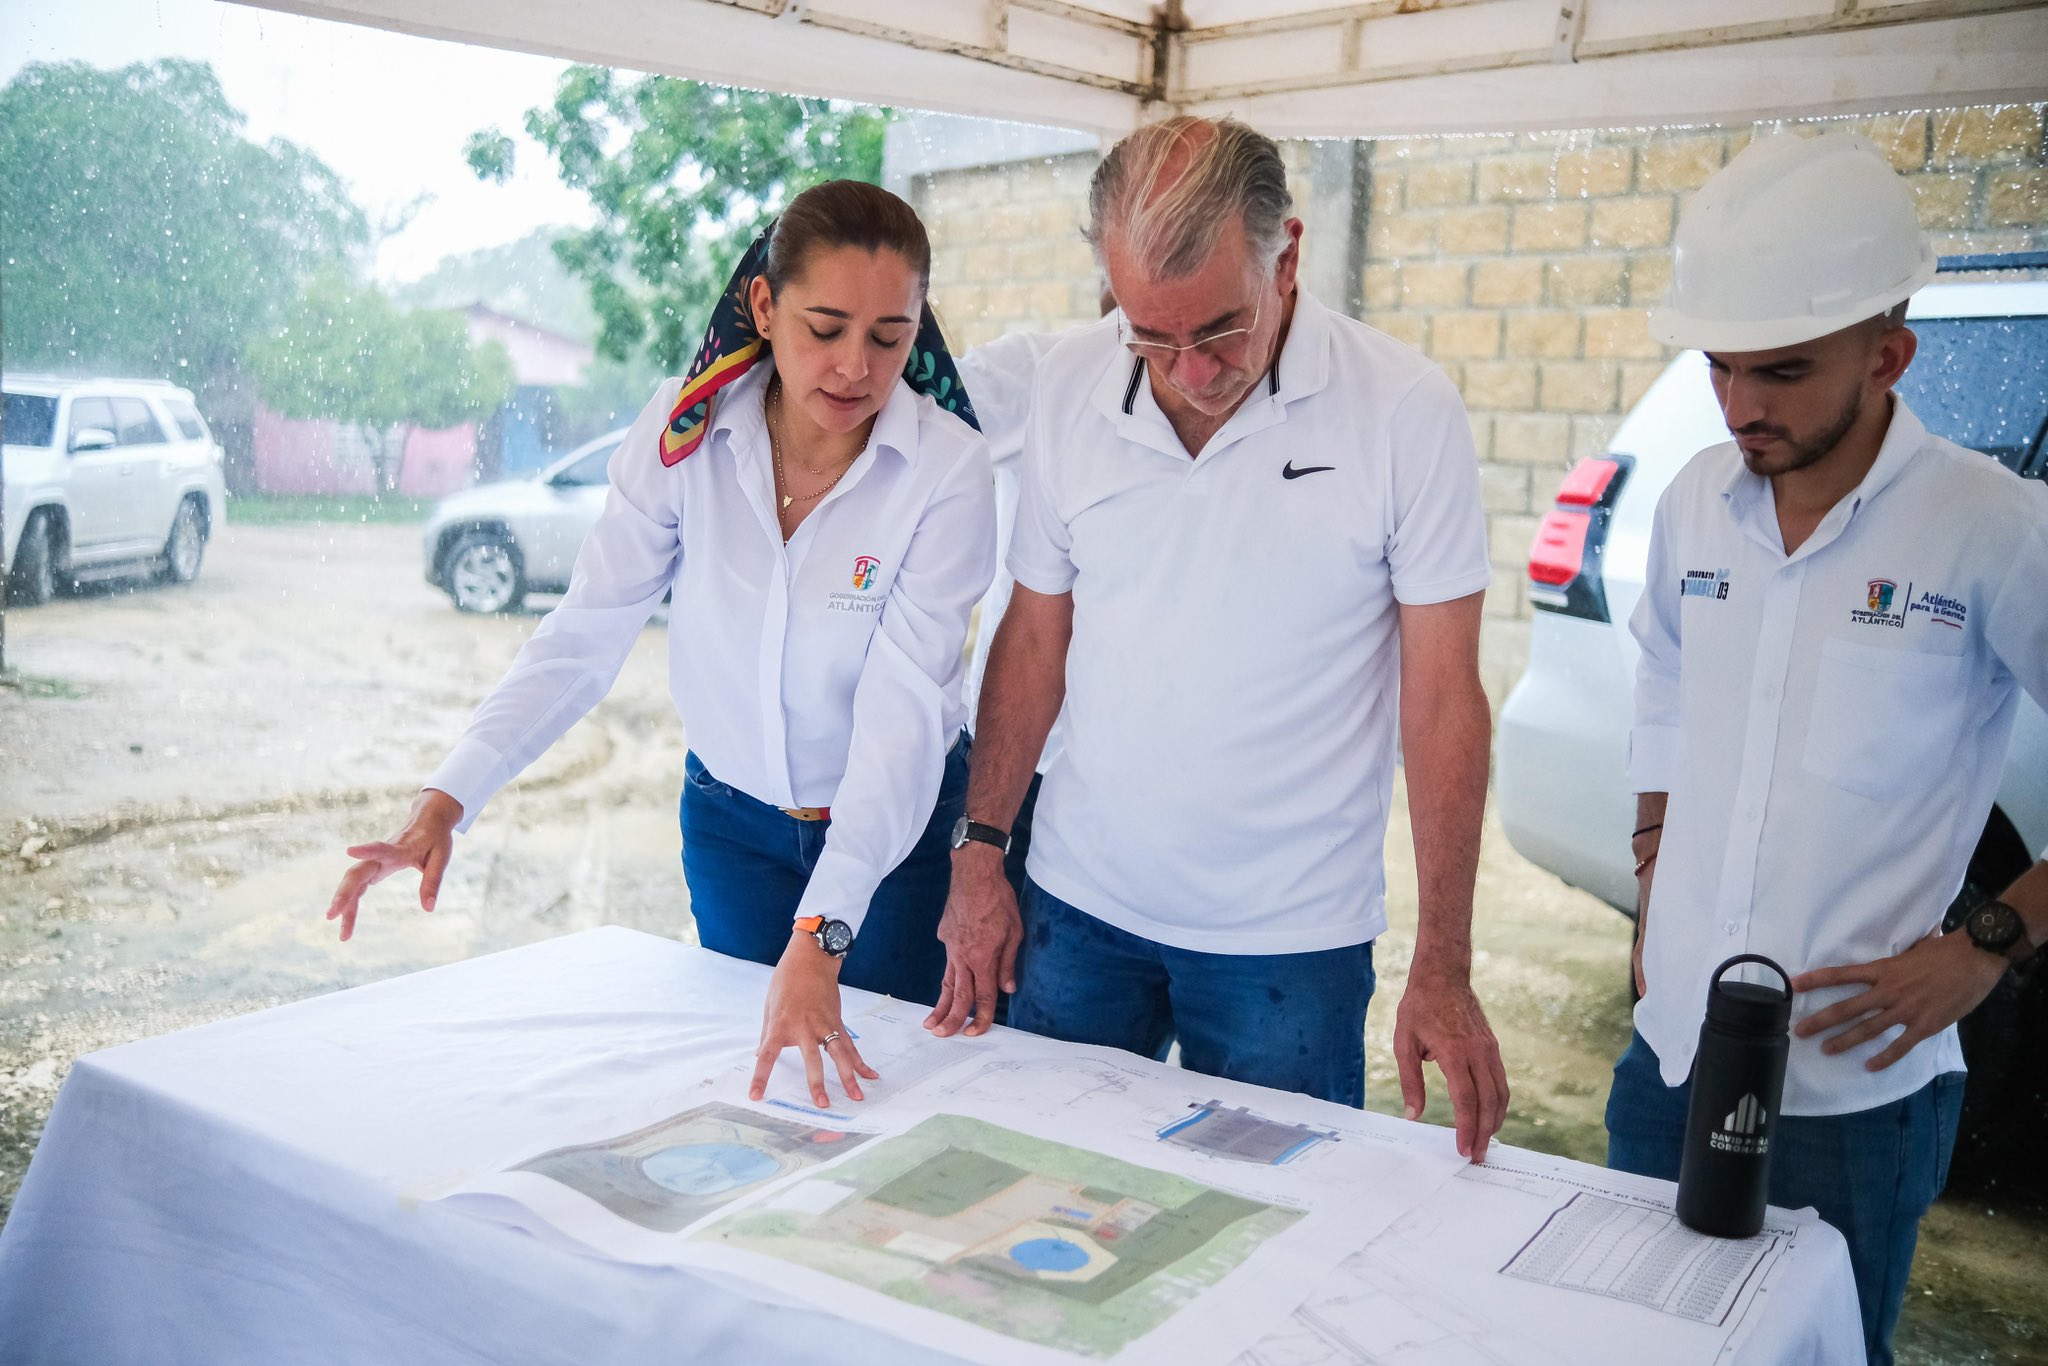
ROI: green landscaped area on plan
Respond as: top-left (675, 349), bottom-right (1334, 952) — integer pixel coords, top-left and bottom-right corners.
top-left (698, 1113), bottom-right (1302, 1358)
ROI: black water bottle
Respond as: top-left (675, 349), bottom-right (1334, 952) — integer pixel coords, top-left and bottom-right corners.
top-left (1677, 953), bottom-right (1792, 1238)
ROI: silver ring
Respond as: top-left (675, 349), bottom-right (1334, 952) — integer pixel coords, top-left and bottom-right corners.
top-left (820, 1031), bottom-right (841, 1047)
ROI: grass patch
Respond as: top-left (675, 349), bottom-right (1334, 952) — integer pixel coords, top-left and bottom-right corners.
top-left (0, 669), bottom-right (87, 700)
top-left (225, 494), bottom-right (432, 526)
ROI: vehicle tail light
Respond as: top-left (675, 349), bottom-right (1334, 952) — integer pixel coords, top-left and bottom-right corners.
top-left (1527, 454), bottom-right (1633, 622)
top-left (1529, 509), bottom-right (1591, 586)
top-left (1555, 457), bottom-right (1620, 507)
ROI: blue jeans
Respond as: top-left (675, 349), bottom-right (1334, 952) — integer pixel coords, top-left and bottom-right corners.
top-left (676, 736), bottom-right (968, 1007)
top-left (1010, 878), bottom-right (1374, 1106)
top-left (1003, 770), bottom-right (1044, 901)
top-left (1605, 1030), bottom-right (1964, 1366)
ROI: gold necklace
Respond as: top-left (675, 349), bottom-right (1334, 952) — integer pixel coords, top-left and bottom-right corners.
top-left (768, 382), bottom-right (857, 519)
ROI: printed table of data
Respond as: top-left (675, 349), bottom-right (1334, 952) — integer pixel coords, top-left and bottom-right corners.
top-left (1502, 1193), bottom-right (1785, 1325)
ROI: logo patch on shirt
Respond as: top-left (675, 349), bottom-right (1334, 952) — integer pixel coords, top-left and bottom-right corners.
top-left (828, 556), bottom-right (886, 615)
top-left (1908, 589), bottom-right (1968, 630)
top-left (1680, 568), bottom-right (1731, 600)
top-left (1851, 577), bottom-right (1907, 629)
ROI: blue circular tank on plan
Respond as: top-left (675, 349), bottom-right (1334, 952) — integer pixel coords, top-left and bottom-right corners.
top-left (641, 1143), bottom-right (780, 1195)
top-left (1009, 1237), bottom-right (1089, 1273)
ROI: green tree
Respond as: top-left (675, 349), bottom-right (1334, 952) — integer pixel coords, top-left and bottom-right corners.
top-left (0, 59), bottom-right (366, 378)
top-left (392, 226), bottom-right (602, 344)
top-left (466, 72), bottom-right (889, 370)
top-left (247, 272), bottom-right (515, 492)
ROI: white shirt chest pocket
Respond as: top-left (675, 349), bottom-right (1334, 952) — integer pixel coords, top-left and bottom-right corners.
top-left (1801, 638), bottom-right (1970, 801)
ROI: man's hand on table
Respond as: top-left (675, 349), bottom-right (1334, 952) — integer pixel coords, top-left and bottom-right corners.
top-left (1792, 930), bottom-right (2008, 1070)
top-left (924, 845), bottom-right (1022, 1038)
top-left (751, 932), bottom-right (878, 1108)
top-left (1394, 966), bottom-right (1509, 1163)
top-left (326, 789), bottom-right (462, 941)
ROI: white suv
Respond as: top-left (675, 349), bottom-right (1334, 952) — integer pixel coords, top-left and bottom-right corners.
top-left (3, 376), bottom-right (228, 605)
top-left (1495, 265), bottom-right (2048, 1187)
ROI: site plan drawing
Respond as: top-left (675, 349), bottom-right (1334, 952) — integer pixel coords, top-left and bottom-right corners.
top-left (438, 991), bottom-right (1486, 1363)
top-left (440, 1099), bottom-right (886, 1264)
top-left (511, 1102), bottom-right (873, 1233)
top-left (693, 1113), bottom-right (1305, 1360)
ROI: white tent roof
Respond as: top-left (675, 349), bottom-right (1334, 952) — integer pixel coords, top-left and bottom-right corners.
top-left (233, 0), bottom-right (2047, 137)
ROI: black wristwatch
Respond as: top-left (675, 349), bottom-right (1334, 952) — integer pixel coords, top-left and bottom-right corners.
top-left (794, 915), bottom-right (855, 958)
top-left (950, 816), bottom-right (1010, 855)
top-left (1960, 899), bottom-right (2030, 962)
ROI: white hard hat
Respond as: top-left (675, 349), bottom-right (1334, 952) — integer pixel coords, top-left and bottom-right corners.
top-left (1647, 132), bottom-right (1935, 352)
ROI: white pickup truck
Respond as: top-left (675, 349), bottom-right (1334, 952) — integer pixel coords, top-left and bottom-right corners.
top-left (2, 375), bottom-right (228, 605)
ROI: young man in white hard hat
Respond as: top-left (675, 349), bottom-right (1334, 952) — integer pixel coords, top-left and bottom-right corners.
top-left (1610, 131), bottom-right (2048, 1364)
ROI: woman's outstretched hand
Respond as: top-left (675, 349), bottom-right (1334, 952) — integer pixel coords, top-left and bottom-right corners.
top-left (750, 930), bottom-right (878, 1108)
top-left (327, 789), bottom-right (464, 941)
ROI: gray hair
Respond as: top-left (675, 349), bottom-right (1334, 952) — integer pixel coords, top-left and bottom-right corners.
top-left (1083, 116), bottom-right (1293, 282)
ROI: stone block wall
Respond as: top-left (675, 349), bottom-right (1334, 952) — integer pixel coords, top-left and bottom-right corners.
top-left (914, 151), bottom-right (1104, 349)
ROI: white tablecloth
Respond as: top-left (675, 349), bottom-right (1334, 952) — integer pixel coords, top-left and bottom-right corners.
top-left (0, 928), bottom-right (1861, 1364)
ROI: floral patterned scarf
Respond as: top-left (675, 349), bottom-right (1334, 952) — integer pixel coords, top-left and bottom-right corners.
top-left (659, 220), bottom-right (978, 466)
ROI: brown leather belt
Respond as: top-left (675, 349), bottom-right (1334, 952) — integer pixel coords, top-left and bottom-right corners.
top-left (779, 806), bottom-right (831, 822)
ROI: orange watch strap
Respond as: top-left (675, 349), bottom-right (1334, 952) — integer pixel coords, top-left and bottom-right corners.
top-left (792, 915), bottom-right (825, 934)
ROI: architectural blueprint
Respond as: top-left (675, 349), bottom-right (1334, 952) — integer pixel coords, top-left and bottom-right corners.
top-left (694, 1113), bottom-right (1304, 1360)
top-left (434, 989), bottom-right (1854, 1365)
top-left (510, 1102), bottom-right (873, 1233)
top-left (439, 997), bottom-right (1471, 1365)
top-left (401, 940), bottom-right (1862, 1365)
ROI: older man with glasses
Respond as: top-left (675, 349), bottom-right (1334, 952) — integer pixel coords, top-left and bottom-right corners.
top-left (926, 116), bottom-right (1508, 1159)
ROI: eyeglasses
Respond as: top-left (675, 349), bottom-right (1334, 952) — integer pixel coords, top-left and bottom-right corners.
top-left (1117, 291), bottom-right (1263, 364)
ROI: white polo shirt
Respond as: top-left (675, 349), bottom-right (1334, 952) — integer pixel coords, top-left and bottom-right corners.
top-left (1630, 397), bottom-right (2048, 1115)
top-left (956, 330), bottom-right (1069, 773)
top-left (427, 364), bottom-right (997, 933)
top-left (1006, 289), bottom-right (1491, 954)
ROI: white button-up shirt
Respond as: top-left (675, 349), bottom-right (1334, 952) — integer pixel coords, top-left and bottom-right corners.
top-left (1630, 398), bottom-right (2048, 1114)
top-left (1007, 289), bottom-right (1491, 954)
top-left (957, 330), bottom-right (1068, 773)
top-left (427, 364), bottom-right (996, 932)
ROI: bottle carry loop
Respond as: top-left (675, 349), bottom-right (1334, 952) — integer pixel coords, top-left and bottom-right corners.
top-left (1710, 954), bottom-right (1791, 996)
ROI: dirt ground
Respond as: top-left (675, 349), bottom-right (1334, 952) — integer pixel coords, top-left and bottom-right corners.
top-left (2, 520), bottom-right (2044, 1363)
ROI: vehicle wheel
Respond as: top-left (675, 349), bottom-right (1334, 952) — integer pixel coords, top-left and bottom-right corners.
top-left (444, 531), bottom-right (525, 614)
top-left (7, 512), bottom-right (61, 607)
top-left (159, 498), bottom-right (206, 585)
top-left (1940, 808), bottom-right (2041, 1200)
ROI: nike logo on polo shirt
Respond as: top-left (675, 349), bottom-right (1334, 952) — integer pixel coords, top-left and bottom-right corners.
top-left (1282, 461), bottom-right (1335, 480)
